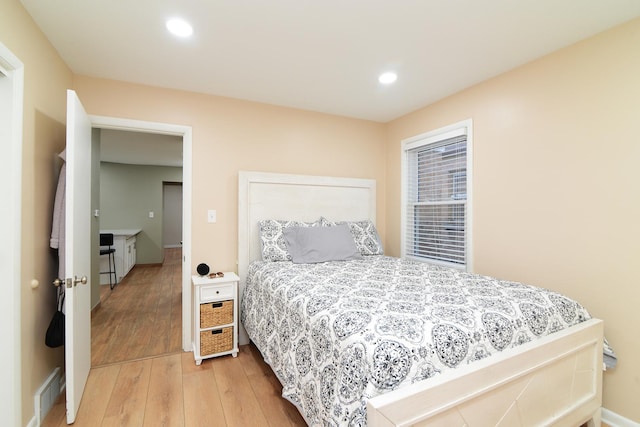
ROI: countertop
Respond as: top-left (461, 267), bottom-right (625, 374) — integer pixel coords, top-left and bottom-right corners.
top-left (100, 229), bottom-right (142, 237)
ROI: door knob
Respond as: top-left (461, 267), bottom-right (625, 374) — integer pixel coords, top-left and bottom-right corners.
top-left (53, 276), bottom-right (88, 288)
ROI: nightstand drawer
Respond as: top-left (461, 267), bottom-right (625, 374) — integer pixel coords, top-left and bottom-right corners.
top-left (200, 300), bottom-right (233, 328)
top-left (200, 283), bottom-right (234, 301)
top-left (200, 327), bottom-right (233, 356)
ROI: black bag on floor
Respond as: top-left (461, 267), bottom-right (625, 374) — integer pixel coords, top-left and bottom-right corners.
top-left (45, 287), bottom-right (65, 348)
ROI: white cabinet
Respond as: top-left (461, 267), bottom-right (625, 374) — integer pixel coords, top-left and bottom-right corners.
top-left (99, 229), bottom-right (141, 285)
top-left (124, 235), bottom-right (137, 275)
top-left (192, 272), bottom-right (239, 365)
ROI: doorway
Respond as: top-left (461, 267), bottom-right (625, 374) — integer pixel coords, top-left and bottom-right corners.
top-left (90, 116), bottom-right (193, 357)
top-left (163, 182), bottom-right (183, 249)
top-left (93, 133), bottom-right (185, 366)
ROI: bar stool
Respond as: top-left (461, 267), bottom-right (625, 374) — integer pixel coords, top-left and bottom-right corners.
top-left (100, 233), bottom-right (117, 289)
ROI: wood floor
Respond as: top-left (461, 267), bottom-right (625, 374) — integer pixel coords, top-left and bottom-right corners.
top-left (43, 248), bottom-right (306, 426)
top-left (91, 248), bottom-right (183, 366)
top-left (42, 344), bottom-right (307, 427)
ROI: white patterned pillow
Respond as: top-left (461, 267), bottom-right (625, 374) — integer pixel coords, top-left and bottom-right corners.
top-left (320, 217), bottom-right (384, 255)
top-left (258, 219), bottom-right (321, 261)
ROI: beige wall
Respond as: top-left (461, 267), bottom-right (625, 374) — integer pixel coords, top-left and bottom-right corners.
top-left (73, 76), bottom-right (387, 274)
top-left (0, 0), bottom-right (73, 424)
top-left (386, 17), bottom-right (640, 421)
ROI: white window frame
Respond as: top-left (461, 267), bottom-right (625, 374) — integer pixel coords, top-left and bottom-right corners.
top-left (400, 119), bottom-right (473, 271)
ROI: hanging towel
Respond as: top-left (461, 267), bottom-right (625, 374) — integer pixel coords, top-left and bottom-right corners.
top-left (50, 149), bottom-right (66, 279)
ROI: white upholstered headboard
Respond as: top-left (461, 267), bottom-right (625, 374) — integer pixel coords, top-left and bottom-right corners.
top-left (237, 171), bottom-right (377, 344)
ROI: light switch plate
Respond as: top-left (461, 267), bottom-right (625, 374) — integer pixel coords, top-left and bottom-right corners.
top-left (207, 209), bottom-right (217, 223)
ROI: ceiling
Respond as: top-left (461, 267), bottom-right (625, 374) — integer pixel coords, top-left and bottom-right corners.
top-left (21, 0), bottom-right (640, 123)
top-left (100, 129), bottom-right (183, 167)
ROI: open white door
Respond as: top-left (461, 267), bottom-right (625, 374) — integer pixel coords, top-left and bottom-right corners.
top-left (64, 90), bottom-right (92, 424)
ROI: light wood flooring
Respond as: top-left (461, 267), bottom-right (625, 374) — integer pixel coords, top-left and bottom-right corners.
top-left (91, 248), bottom-right (183, 366)
top-left (42, 344), bottom-right (307, 427)
top-left (44, 248), bottom-right (306, 426)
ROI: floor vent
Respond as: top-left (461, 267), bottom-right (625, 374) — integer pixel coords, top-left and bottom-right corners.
top-left (34, 367), bottom-right (61, 425)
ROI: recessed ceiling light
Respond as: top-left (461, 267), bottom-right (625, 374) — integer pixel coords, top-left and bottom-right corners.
top-left (166, 18), bottom-right (193, 37)
top-left (378, 72), bottom-right (397, 84)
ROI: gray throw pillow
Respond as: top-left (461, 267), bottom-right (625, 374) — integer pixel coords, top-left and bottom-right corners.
top-left (320, 217), bottom-right (384, 255)
top-left (283, 223), bottom-right (363, 264)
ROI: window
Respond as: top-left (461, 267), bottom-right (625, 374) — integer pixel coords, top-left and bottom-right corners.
top-left (401, 120), bottom-right (472, 270)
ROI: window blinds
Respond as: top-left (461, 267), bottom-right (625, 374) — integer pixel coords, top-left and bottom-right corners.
top-left (405, 134), bottom-right (467, 266)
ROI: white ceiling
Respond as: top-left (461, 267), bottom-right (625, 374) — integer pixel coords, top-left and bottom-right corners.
top-left (20, 0), bottom-right (640, 123)
top-left (100, 129), bottom-right (182, 167)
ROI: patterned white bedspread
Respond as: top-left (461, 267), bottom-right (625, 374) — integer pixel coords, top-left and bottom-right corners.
top-left (240, 256), bottom-right (591, 426)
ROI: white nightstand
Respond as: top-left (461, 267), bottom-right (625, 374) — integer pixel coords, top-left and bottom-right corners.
top-left (192, 272), bottom-right (239, 365)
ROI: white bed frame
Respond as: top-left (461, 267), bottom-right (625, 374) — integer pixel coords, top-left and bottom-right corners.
top-left (237, 171), bottom-right (603, 427)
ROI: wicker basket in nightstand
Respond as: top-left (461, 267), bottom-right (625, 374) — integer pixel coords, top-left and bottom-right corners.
top-left (200, 326), bottom-right (234, 356)
top-left (200, 300), bottom-right (233, 328)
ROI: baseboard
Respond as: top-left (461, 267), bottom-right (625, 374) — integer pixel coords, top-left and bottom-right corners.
top-left (602, 408), bottom-right (640, 427)
top-left (91, 300), bottom-right (101, 315)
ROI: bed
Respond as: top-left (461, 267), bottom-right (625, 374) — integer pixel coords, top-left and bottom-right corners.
top-left (237, 171), bottom-right (603, 427)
